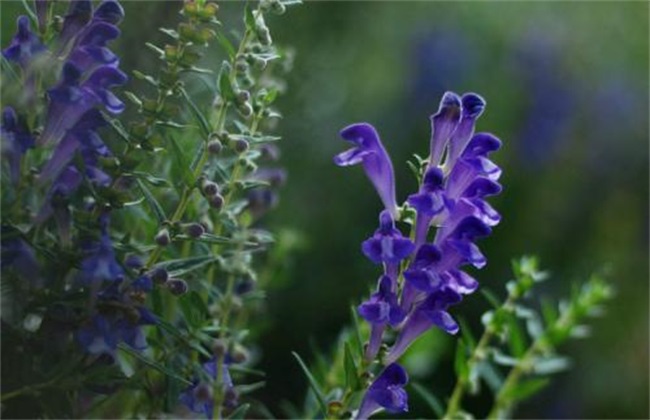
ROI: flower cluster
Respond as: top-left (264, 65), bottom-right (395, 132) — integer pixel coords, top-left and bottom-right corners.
top-left (335, 91), bottom-right (502, 418)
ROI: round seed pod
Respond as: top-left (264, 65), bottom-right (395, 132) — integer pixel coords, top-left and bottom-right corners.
top-left (150, 267), bottom-right (169, 284)
top-left (207, 139), bottom-right (223, 155)
top-left (202, 180), bottom-right (219, 197)
top-left (233, 139), bottom-right (249, 153)
top-left (209, 194), bottom-right (225, 210)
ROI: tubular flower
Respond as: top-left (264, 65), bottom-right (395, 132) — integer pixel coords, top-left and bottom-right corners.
top-left (1, 107), bottom-right (35, 184)
top-left (2, 15), bottom-right (46, 69)
top-left (335, 123), bottom-right (399, 218)
top-left (356, 363), bottom-right (409, 420)
top-left (338, 91), bottom-right (502, 418)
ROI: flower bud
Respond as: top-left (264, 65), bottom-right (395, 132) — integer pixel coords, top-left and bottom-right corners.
top-left (236, 90), bottom-right (250, 104)
top-left (231, 344), bottom-right (249, 363)
top-left (150, 267), bottom-right (169, 284)
top-left (233, 139), bottom-right (249, 153)
top-left (209, 194), bottom-right (225, 210)
top-left (207, 139), bottom-right (223, 155)
top-left (167, 278), bottom-right (188, 296)
top-left (185, 222), bottom-right (205, 238)
top-left (201, 179), bottom-right (219, 197)
top-left (271, 0), bottom-right (286, 15)
top-left (235, 60), bottom-right (248, 74)
top-left (155, 228), bottom-right (171, 246)
top-left (213, 339), bottom-right (228, 357)
top-left (238, 102), bottom-right (253, 118)
top-left (125, 254), bottom-right (144, 269)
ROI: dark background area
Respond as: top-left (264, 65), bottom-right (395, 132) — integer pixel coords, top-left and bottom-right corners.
top-left (2, 1), bottom-right (648, 418)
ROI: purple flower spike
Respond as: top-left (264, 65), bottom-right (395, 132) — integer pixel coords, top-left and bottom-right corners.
top-left (93, 0), bottom-right (125, 25)
top-left (1, 107), bottom-right (35, 184)
top-left (77, 230), bottom-right (124, 285)
top-left (386, 289), bottom-right (462, 364)
top-left (335, 123), bottom-right (399, 218)
top-left (356, 363), bottom-right (409, 420)
top-left (429, 91), bottom-right (462, 167)
top-left (444, 93), bottom-right (486, 172)
top-left (2, 16), bottom-right (46, 68)
top-left (361, 210), bottom-right (415, 265)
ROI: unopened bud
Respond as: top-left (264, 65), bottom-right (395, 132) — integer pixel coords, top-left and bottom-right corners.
top-left (150, 267), bottom-right (169, 284)
top-left (236, 90), bottom-right (250, 104)
top-left (155, 228), bottom-right (171, 246)
top-left (233, 139), bottom-right (249, 153)
top-left (238, 102), bottom-right (253, 118)
top-left (213, 339), bottom-right (228, 356)
top-left (167, 278), bottom-right (188, 296)
top-left (202, 180), bottom-right (219, 197)
top-left (231, 344), bottom-right (249, 363)
top-left (209, 194), bottom-right (225, 210)
top-left (207, 139), bottom-right (223, 154)
top-left (185, 222), bottom-right (205, 238)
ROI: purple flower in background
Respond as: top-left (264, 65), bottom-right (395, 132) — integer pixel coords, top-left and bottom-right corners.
top-left (356, 363), bottom-right (409, 420)
top-left (2, 16), bottom-right (46, 69)
top-left (1, 107), bottom-right (35, 184)
top-left (1, 226), bottom-right (41, 286)
top-left (335, 123), bottom-right (399, 218)
top-left (76, 216), bottom-right (123, 285)
top-left (76, 279), bottom-right (156, 357)
top-left (179, 359), bottom-right (237, 419)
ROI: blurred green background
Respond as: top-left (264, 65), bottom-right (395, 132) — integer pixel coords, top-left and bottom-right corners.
top-left (2, 1), bottom-right (648, 418)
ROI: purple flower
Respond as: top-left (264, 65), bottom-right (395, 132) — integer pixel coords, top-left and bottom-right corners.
top-left (1, 107), bottom-right (35, 184)
top-left (335, 123), bottom-right (399, 218)
top-left (1, 226), bottom-right (41, 286)
top-left (179, 359), bottom-right (236, 419)
top-left (361, 210), bottom-right (415, 266)
top-left (76, 280), bottom-right (157, 356)
top-left (2, 16), bottom-right (46, 69)
top-left (407, 166), bottom-right (446, 247)
top-left (356, 363), bottom-right (409, 420)
top-left (76, 220), bottom-right (123, 285)
top-left (41, 62), bottom-right (127, 146)
top-left (386, 289), bottom-right (462, 364)
top-left (429, 91), bottom-right (462, 166)
top-left (358, 275), bottom-right (405, 359)
top-left (443, 93), bottom-right (486, 173)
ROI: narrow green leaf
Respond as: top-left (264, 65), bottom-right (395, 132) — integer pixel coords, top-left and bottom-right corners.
top-left (411, 383), bottom-right (444, 418)
top-left (502, 377), bottom-right (550, 402)
top-left (133, 70), bottom-right (159, 87)
top-left (228, 403), bottom-right (251, 419)
top-left (159, 27), bottom-right (179, 39)
top-left (481, 288), bottom-right (502, 309)
top-left (124, 91), bottom-right (143, 108)
top-left (136, 179), bottom-right (167, 223)
top-left (218, 61), bottom-right (236, 101)
top-left (179, 291), bottom-right (208, 328)
top-left (19, 0), bottom-right (38, 23)
top-left (244, 5), bottom-right (256, 31)
top-left (532, 356), bottom-right (571, 375)
top-left (235, 381), bottom-right (265, 394)
top-left (291, 352), bottom-right (327, 415)
top-left (506, 314), bottom-right (527, 357)
top-left (454, 339), bottom-right (469, 381)
top-left (476, 361), bottom-right (503, 393)
top-left (145, 42), bottom-right (165, 57)
top-left (157, 255), bottom-right (218, 278)
top-left (215, 31), bottom-right (236, 59)
top-left (118, 344), bottom-right (192, 385)
top-left (344, 343), bottom-right (361, 391)
top-left (350, 305), bottom-right (364, 359)
top-left (167, 135), bottom-right (192, 185)
top-left (133, 171), bottom-right (170, 187)
top-left (180, 88), bottom-right (212, 136)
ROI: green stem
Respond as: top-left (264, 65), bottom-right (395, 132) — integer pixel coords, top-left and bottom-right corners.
top-left (443, 293), bottom-right (519, 419)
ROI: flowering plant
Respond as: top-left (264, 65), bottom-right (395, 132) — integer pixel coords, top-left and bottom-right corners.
top-left (1, 1), bottom-right (614, 419)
